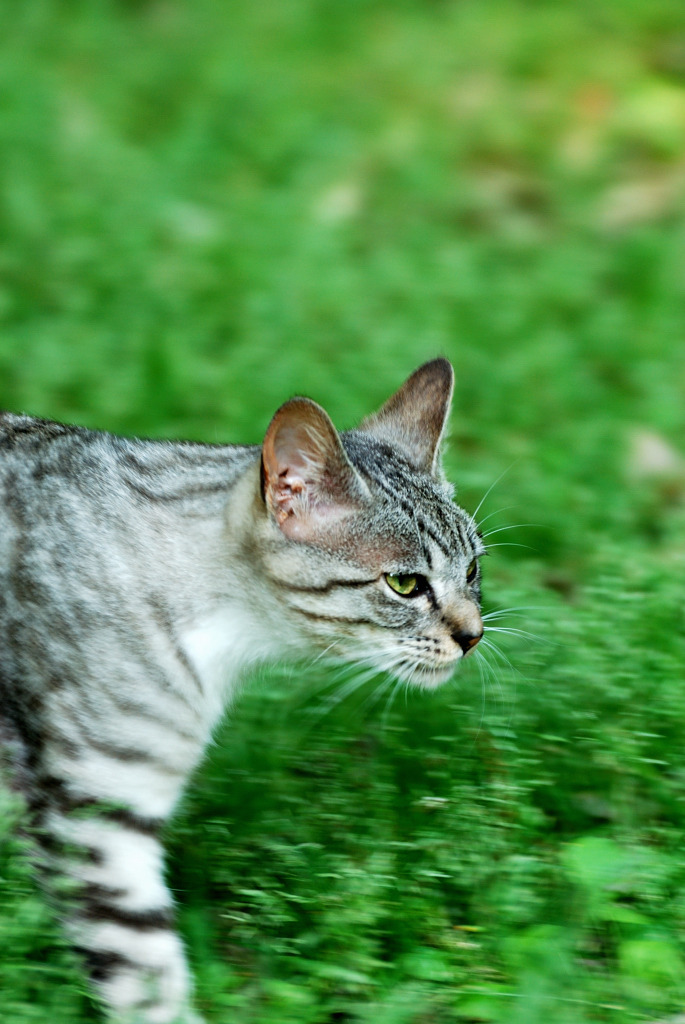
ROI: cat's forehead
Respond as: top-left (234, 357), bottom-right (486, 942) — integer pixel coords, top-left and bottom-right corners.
top-left (343, 431), bottom-right (481, 570)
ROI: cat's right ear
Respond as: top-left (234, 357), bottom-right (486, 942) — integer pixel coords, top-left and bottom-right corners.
top-left (261, 398), bottom-right (369, 542)
top-left (360, 358), bottom-right (454, 477)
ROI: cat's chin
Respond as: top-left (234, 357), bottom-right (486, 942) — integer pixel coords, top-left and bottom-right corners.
top-left (398, 662), bottom-right (459, 690)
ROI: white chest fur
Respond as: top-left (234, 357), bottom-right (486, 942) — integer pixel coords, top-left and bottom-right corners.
top-left (181, 605), bottom-right (278, 730)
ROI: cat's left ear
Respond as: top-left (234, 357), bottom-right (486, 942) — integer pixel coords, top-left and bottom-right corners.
top-left (262, 397), bottom-right (369, 542)
top-left (360, 358), bottom-right (454, 476)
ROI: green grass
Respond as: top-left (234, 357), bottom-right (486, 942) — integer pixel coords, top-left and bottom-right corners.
top-left (2, 1), bottom-right (685, 1021)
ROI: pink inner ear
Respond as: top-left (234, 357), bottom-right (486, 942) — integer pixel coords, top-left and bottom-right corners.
top-left (262, 396), bottom-right (368, 541)
top-left (271, 468), bottom-right (308, 525)
top-left (268, 422), bottom-right (321, 526)
top-left (273, 423), bottom-right (319, 480)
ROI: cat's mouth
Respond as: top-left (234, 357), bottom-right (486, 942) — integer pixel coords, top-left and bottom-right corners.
top-left (328, 641), bottom-right (462, 690)
top-left (394, 660), bottom-right (459, 689)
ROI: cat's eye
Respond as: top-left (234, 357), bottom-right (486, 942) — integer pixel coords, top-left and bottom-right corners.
top-left (466, 559), bottom-right (478, 584)
top-left (385, 573), bottom-right (425, 597)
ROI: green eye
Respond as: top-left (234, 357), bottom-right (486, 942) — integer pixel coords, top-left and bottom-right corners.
top-left (385, 573), bottom-right (420, 596)
top-left (466, 559), bottom-right (478, 584)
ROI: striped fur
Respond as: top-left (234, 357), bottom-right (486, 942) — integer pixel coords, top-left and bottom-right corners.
top-left (0, 360), bottom-right (484, 1023)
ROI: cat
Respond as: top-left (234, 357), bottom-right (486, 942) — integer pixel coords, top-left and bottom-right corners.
top-left (0, 358), bottom-right (484, 1024)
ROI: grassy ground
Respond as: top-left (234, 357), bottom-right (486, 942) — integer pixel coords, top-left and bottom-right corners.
top-left (1, 1), bottom-right (685, 1021)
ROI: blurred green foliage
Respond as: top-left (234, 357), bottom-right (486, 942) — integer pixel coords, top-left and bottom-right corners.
top-left (1, 1), bottom-right (685, 1021)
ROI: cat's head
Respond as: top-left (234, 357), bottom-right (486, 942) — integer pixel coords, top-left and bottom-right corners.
top-left (257, 359), bottom-right (484, 688)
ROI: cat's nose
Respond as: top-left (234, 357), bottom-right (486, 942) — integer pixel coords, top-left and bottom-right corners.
top-left (445, 601), bottom-right (483, 657)
top-left (452, 628), bottom-right (483, 657)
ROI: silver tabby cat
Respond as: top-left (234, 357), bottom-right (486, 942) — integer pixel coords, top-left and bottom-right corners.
top-left (0, 359), bottom-right (484, 1024)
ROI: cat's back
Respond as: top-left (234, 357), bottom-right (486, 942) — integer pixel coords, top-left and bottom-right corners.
top-left (0, 411), bottom-right (94, 462)
top-left (0, 411), bottom-right (135, 630)
top-left (0, 411), bottom-right (255, 616)
top-left (0, 411), bottom-right (244, 528)
top-left (0, 411), bottom-right (113, 498)
top-left (0, 412), bottom-right (127, 558)
top-left (0, 412), bottom-right (237, 740)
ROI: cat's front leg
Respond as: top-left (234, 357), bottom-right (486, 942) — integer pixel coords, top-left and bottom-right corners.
top-left (44, 806), bottom-right (203, 1024)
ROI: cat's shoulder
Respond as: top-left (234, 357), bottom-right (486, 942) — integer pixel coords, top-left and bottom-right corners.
top-left (0, 412), bottom-right (94, 451)
top-left (0, 413), bottom-right (130, 511)
top-left (0, 412), bottom-right (162, 465)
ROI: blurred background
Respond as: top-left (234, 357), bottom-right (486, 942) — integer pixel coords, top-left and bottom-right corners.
top-left (1, 1), bottom-right (685, 1022)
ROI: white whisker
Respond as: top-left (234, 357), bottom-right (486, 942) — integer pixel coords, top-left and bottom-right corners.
top-left (362, 674), bottom-right (396, 713)
top-left (482, 606), bottom-right (544, 620)
top-left (479, 644), bottom-right (508, 702)
top-left (483, 541), bottom-right (534, 551)
top-left (309, 639), bottom-right (343, 666)
top-left (481, 523), bottom-right (541, 538)
top-left (485, 625), bottom-right (554, 646)
top-left (472, 461), bottom-right (520, 521)
top-left (476, 505), bottom-right (519, 529)
top-left (480, 636), bottom-right (518, 678)
top-left (381, 678), bottom-right (404, 730)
